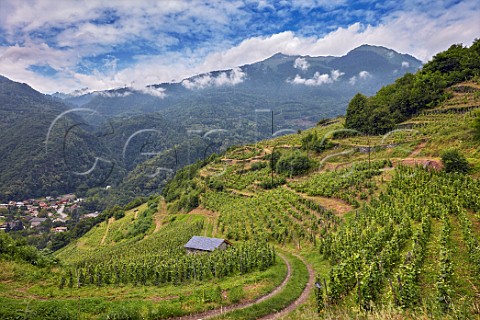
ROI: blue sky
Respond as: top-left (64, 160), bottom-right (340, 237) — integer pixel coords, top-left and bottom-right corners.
top-left (0, 0), bottom-right (478, 94)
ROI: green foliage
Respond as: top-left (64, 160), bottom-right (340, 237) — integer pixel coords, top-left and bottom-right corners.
top-left (250, 161), bottom-right (267, 171)
top-left (218, 252), bottom-right (309, 320)
top-left (125, 206), bottom-right (155, 239)
top-left (441, 149), bottom-right (469, 173)
top-left (0, 77), bottom-right (124, 202)
top-left (0, 232), bottom-right (57, 267)
top-left (436, 213), bottom-right (453, 312)
top-left (102, 306), bottom-right (142, 320)
top-left (264, 149), bottom-right (282, 171)
top-left (301, 131), bottom-right (335, 153)
top-left (124, 197), bottom-right (147, 211)
top-left (317, 118), bottom-right (331, 126)
top-left (472, 109), bottom-right (480, 139)
top-left (62, 241), bottom-right (275, 288)
top-left (208, 177), bottom-right (225, 191)
top-left (228, 285), bottom-right (246, 303)
top-left (113, 210), bottom-right (125, 220)
top-left (24, 301), bottom-right (74, 320)
top-left (259, 177), bottom-right (286, 190)
top-left (276, 151), bottom-right (312, 176)
top-left (162, 161), bottom-right (203, 212)
top-left (203, 187), bottom-right (337, 244)
top-left (345, 93), bottom-right (370, 133)
top-left (289, 160), bottom-right (387, 206)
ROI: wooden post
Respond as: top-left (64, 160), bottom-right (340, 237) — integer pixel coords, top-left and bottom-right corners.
top-left (389, 277), bottom-right (398, 305)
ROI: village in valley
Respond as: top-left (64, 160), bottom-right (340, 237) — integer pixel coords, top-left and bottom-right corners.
top-left (0, 194), bottom-right (96, 233)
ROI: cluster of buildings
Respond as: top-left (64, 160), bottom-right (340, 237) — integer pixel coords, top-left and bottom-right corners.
top-left (0, 194), bottom-right (89, 233)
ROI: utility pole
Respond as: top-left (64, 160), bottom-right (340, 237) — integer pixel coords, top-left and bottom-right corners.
top-left (368, 135), bottom-right (371, 170)
top-left (271, 110), bottom-right (274, 136)
top-left (271, 146), bottom-right (275, 185)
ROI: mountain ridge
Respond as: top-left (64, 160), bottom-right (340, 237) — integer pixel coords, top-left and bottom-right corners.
top-left (53, 44), bottom-right (421, 99)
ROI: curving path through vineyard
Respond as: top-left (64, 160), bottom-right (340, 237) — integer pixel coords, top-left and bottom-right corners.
top-left (172, 253), bottom-right (290, 320)
top-left (258, 253), bottom-right (314, 320)
top-left (172, 252), bottom-right (313, 320)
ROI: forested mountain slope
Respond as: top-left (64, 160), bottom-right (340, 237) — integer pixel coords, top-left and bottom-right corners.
top-left (0, 76), bottom-right (121, 201)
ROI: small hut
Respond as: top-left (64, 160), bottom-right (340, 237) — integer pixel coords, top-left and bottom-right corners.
top-left (184, 236), bottom-right (232, 253)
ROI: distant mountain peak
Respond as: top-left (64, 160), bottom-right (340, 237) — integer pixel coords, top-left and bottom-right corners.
top-left (267, 52), bottom-right (292, 60)
top-left (348, 44), bottom-right (396, 54)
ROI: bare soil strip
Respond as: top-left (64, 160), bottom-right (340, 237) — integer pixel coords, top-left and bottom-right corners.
top-left (100, 217), bottom-right (114, 246)
top-left (283, 185), bottom-right (354, 216)
top-left (153, 200), bottom-right (167, 233)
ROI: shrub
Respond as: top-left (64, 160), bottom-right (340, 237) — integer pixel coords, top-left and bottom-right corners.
top-left (441, 149), bottom-right (469, 173)
top-left (276, 152), bottom-right (312, 176)
top-left (250, 161), bottom-right (267, 171)
top-left (102, 306), bottom-right (142, 320)
top-left (473, 109), bottom-right (480, 139)
top-left (259, 177), bottom-right (286, 189)
top-left (113, 210), bottom-right (125, 220)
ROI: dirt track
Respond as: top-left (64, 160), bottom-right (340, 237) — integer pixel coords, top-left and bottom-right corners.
top-left (258, 253), bottom-right (314, 320)
top-left (172, 252), bottom-right (314, 320)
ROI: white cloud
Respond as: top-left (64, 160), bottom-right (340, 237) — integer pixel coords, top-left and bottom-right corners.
top-left (288, 69), bottom-right (344, 86)
top-left (293, 57), bottom-right (310, 71)
top-left (182, 67), bottom-right (246, 89)
top-left (358, 71), bottom-right (371, 79)
top-left (136, 86), bottom-right (166, 98)
top-left (401, 61), bottom-right (410, 68)
top-left (93, 86), bottom-right (166, 98)
top-left (331, 69), bottom-right (343, 81)
top-left (349, 71), bottom-right (371, 85)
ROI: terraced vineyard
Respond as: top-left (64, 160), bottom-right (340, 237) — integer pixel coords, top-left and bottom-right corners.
top-left (203, 187), bottom-right (339, 244)
top-left (318, 166), bottom-right (480, 314)
top-left (288, 160), bottom-right (391, 206)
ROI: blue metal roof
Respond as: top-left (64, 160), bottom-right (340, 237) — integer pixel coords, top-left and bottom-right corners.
top-left (184, 236), bottom-right (227, 252)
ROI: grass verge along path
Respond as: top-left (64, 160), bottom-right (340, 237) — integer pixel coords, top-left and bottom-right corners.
top-left (212, 251), bottom-right (311, 320)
